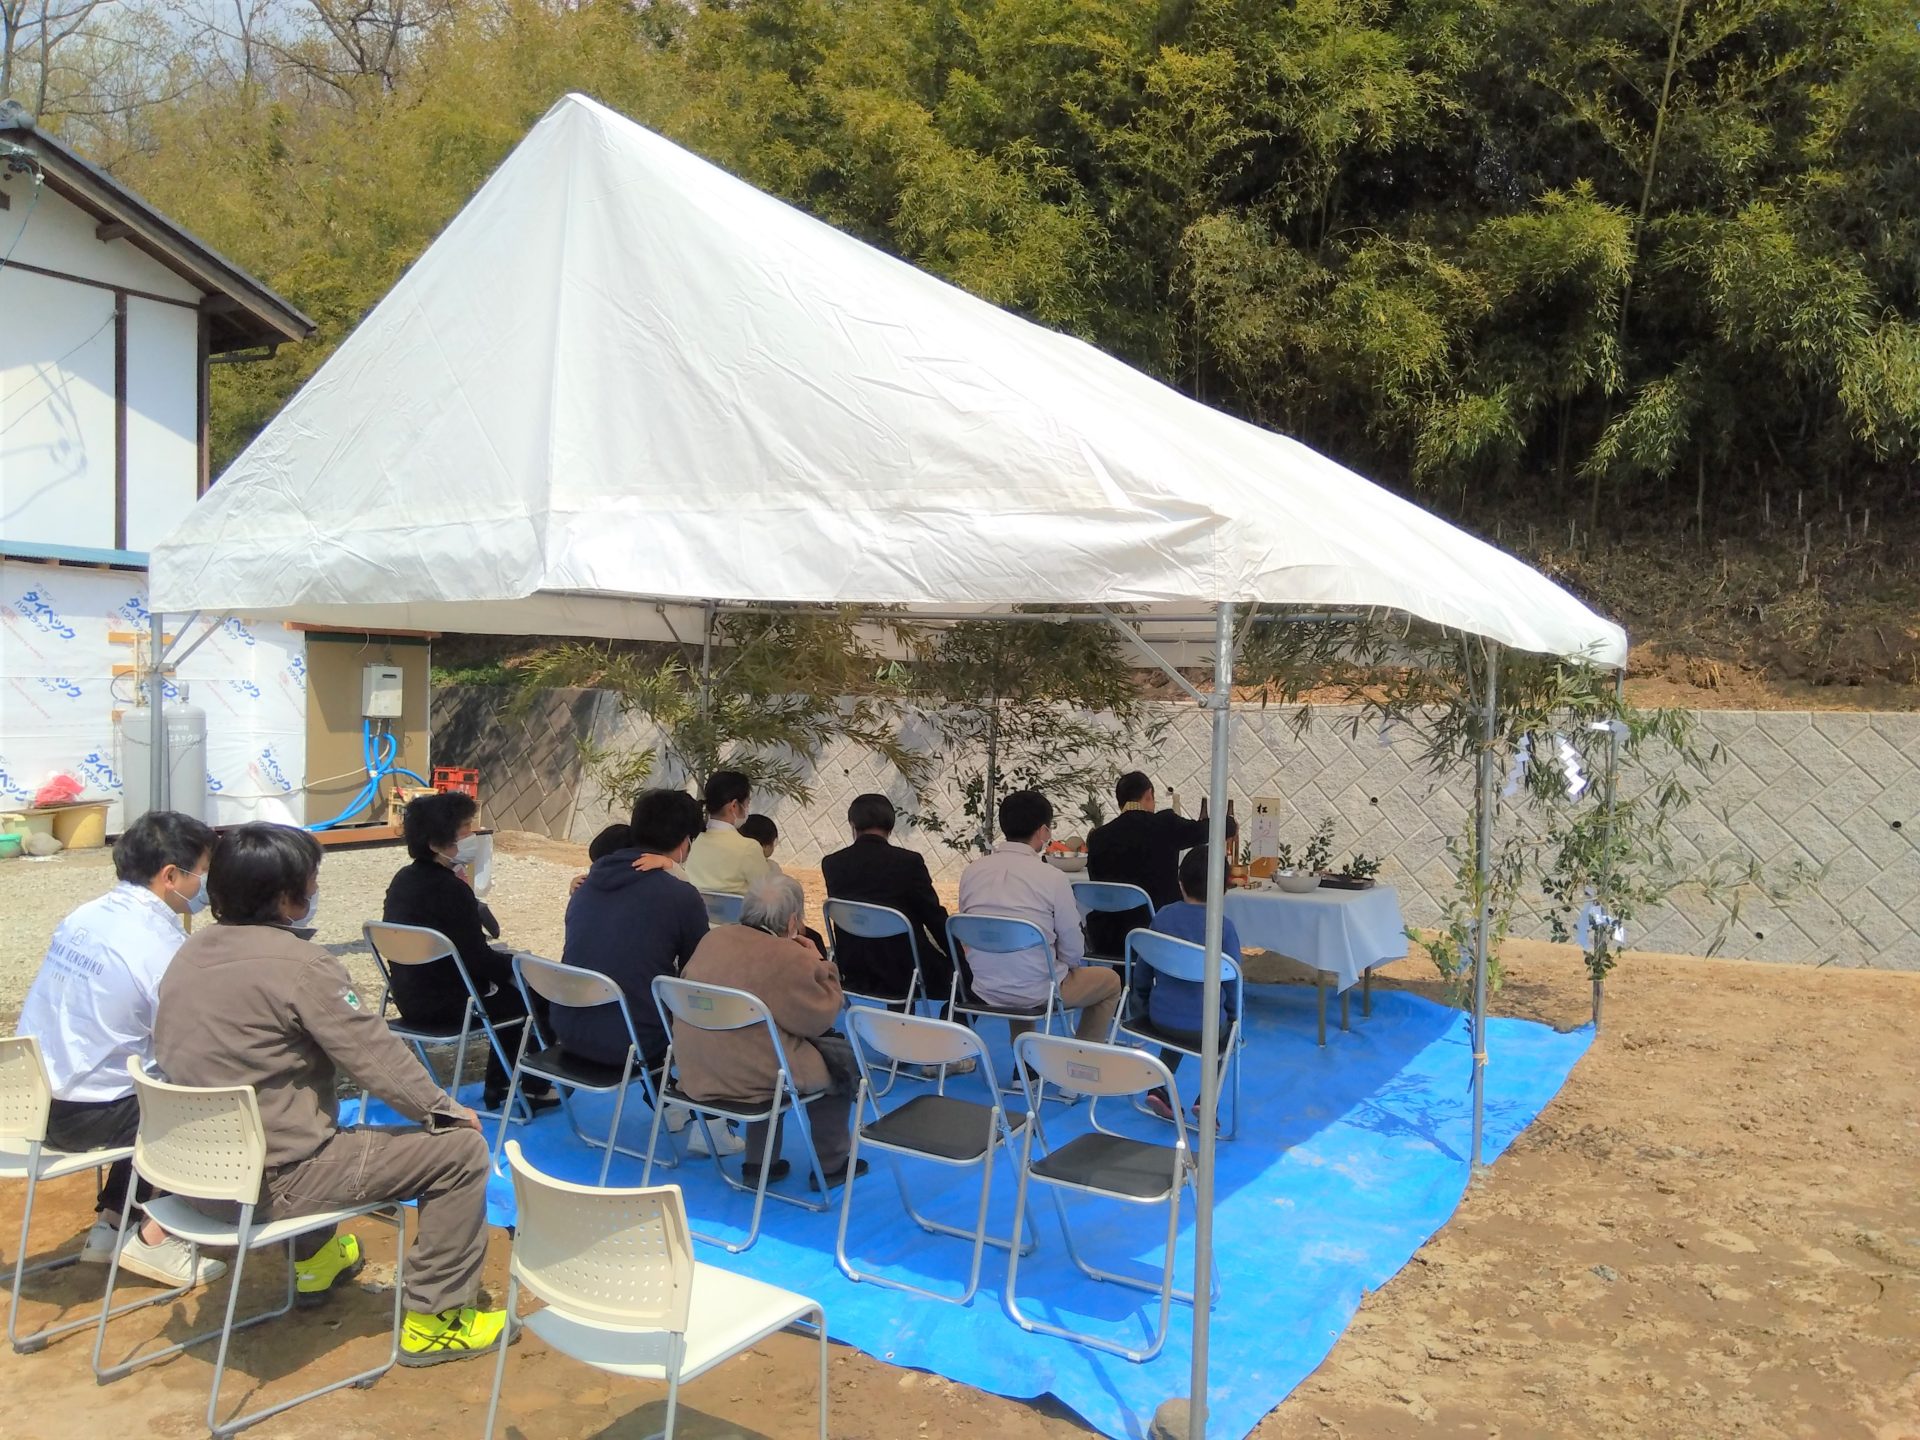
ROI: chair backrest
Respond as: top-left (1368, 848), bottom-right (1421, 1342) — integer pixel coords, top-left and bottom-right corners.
top-left (1124, 929), bottom-right (1244, 988)
top-left (363, 920), bottom-right (458, 970)
top-left (846, 1009), bottom-right (989, 1078)
top-left (504, 1140), bottom-right (694, 1333)
top-left (0, 1035), bottom-right (52, 1144)
top-left (516, 953), bottom-right (640, 1055)
top-left (1015, 1034), bottom-right (1174, 1102)
top-left (652, 976), bottom-right (771, 1035)
top-left (125, 1058), bottom-right (267, 1204)
top-left (947, 912), bottom-right (1051, 959)
top-left (1071, 881), bottom-right (1154, 918)
top-left (699, 890), bottom-right (745, 925)
top-left (823, 898), bottom-right (916, 947)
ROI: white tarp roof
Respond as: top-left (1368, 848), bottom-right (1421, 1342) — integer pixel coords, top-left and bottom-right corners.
top-left (151, 94), bottom-right (1626, 668)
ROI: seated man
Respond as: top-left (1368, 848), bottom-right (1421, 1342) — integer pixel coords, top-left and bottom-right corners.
top-left (382, 790), bottom-right (552, 1112)
top-left (1084, 770), bottom-right (1232, 959)
top-left (674, 875), bottom-right (864, 1189)
top-left (683, 770), bottom-right (771, 895)
top-left (820, 792), bottom-right (958, 1004)
top-left (154, 823), bottom-right (506, 1365)
top-left (1141, 845), bottom-right (1243, 1123)
top-left (955, 789), bottom-right (1121, 1043)
top-left (17, 810), bottom-right (225, 1288)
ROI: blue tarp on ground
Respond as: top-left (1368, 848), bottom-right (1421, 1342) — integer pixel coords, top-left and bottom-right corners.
top-left (397, 986), bottom-right (1588, 1440)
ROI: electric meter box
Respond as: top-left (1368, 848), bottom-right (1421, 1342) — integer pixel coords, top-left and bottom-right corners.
top-left (361, 664), bottom-right (406, 719)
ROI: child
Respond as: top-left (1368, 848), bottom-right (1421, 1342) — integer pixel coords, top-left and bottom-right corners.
top-left (736, 813), bottom-right (782, 874)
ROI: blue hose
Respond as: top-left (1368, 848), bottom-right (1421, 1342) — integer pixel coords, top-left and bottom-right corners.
top-left (308, 718), bottom-right (430, 831)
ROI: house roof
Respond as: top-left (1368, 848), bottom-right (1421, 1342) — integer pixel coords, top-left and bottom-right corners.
top-left (0, 102), bottom-right (313, 353)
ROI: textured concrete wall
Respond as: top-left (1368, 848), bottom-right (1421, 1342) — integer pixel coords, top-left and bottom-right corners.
top-left (435, 689), bottom-right (1920, 970)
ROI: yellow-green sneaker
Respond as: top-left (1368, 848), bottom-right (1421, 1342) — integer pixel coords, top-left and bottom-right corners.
top-left (398, 1305), bottom-right (513, 1367)
top-left (293, 1234), bottom-right (363, 1308)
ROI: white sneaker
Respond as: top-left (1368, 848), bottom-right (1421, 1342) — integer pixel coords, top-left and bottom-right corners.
top-left (685, 1120), bottom-right (744, 1157)
top-left (116, 1230), bottom-right (228, 1289)
top-left (79, 1217), bottom-right (121, 1264)
top-left (663, 1104), bottom-right (692, 1133)
top-left (916, 1058), bottom-right (978, 1079)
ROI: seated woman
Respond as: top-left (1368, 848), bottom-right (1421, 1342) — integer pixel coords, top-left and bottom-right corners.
top-left (382, 791), bottom-right (553, 1112)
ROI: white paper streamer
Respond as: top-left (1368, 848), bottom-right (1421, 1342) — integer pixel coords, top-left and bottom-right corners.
top-left (1575, 891), bottom-right (1625, 952)
top-left (1502, 733), bottom-right (1532, 798)
top-left (1553, 733), bottom-right (1588, 800)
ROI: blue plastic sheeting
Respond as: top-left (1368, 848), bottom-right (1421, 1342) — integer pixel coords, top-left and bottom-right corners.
top-left (394, 985), bottom-right (1587, 1440)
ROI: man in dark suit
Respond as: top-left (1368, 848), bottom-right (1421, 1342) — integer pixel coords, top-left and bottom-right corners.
top-left (1083, 771), bottom-right (1235, 959)
top-left (819, 793), bottom-right (958, 1006)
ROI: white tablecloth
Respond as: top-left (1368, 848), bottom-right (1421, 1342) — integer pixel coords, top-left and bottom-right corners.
top-left (1222, 884), bottom-right (1410, 993)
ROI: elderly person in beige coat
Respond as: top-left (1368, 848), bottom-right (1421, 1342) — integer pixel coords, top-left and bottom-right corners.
top-left (673, 874), bottom-right (865, 1190)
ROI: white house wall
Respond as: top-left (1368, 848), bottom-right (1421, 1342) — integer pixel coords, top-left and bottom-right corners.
top-left (123, 297), bottom-right (200, 550)
top-left (0, 560), bottom-right (307, 828)
top-left (0, 268), bottom-right (117, 548)
top-left (0, 174), bottom-right (202, 301)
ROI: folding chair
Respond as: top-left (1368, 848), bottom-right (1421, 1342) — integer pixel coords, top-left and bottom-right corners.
top-left (93, 1060), bottom-right (408, 1437)
top-left (643, 978), bottom-right (831, 1253)
top-left (698, 890), bottom-right (744, 925)
top-left (1113, 930), bottom-right (1246, 1139)
top-left (362, 921), bottom-right (530, 1123)
top-left (1004, 1035), bottom-right (1210, 1363)
top-left (1071, 880), bottom-right (1155, 967)
top-left (945, 913), bottom-right (1063, 1100)
top-left (834, 1010), bottom-right (1034, 1304)
top-left (1, 1036), bottom-right (151, 1354)
top-left (484, 1140), bottom-right (827, 1440)
top-left (823, 899), bottom-right (929, 1097)
top-left (491, 955), bottom-right (675, 1185)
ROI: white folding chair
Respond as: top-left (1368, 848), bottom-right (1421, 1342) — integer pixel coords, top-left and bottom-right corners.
top-left (92, 1060), bottom-right (408, 1437)
top-left (1071, 880), bottom-right (1155, 968)
top-left (644, 978), bottom-right (831, 1253)
top-left (835, 1011), bottom-right (1034, 1305)
top-left (1004, 1035), bottom-right (1211, 1364)
top-left (945, 913), bottom-right (1066, 1100)
top-left (1, 1035), bottom-right (149, 1353)
top-left (1112, 930), bottom-right (1246, 1139)
top-left (823, 899), bottom-right (930, 1097)
top-left (698, 890), bottom-right (744, 926)
top-left (362, 921), bottom-right (530, 1123)
top-left (492, 954), bottom-right (675, 1184)
top-left (484, 1140), bottom-right (827, 1440)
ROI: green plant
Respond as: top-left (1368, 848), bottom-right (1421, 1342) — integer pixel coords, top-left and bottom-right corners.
top-left (1272, 840), bottom-right (1296, 870)
top-left (1234, 840), bottom-right (1253, 869)
top-left (1342, 853), bottom-right (1383, 881)
top-left (1301, 817), bottom-right (1336, 875)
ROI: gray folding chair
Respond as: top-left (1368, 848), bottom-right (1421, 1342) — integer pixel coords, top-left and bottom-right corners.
top-left (1, 1035), bottom-right (148, 1353)
top-left (362, 920), bottom-right (530, 1123)
top-left (834, 1011), bottom-right (1034, 1305)
top-left (492, 955), bottom-right (675, 1185)
top-left (1113, 929), bottom-right (1246, 1139)
top-left (824, 899), bottom-right (930, 1097)
top-left (92, 1060), bottom-right (408, 1436)
top-left (698, 890), bottom-right (744, 925)
top-left (1003, 1035), bottom-right (1210, 1363)
top-left (1071, 880), bottom-right (1155, 968)
top-left (644, 977), bottom-right (831, 1253)
top-left (945, 913), bottom-right (1063, 1098)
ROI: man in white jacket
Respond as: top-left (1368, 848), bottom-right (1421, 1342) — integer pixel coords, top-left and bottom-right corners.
top-left (17, 810), bottom-right (226, 1288)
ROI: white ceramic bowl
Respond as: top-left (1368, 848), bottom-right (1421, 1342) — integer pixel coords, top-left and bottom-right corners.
top-left (1275, 871), bottom-right (1320, 894)
top-left (1047, 852), bottom-right (1088, 873)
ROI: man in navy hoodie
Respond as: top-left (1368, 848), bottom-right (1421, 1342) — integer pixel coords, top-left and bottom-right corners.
top-left (553, 788), bottom-right (710, 1072)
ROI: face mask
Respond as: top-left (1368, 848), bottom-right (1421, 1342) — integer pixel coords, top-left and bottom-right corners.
top-left (453, 835), bottom-right (481, 866)
top-left (291, 891), bottom-right (319, 929)
top-left (176, 870), bottom-right (210, 916)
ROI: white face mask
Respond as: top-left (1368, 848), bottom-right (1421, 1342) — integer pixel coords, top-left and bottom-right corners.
top-left (452, 835), bottom-right (481, 866)
top-left (291, 891), bottom-right (319, 929)
top-left (175, 870), bottom-right (210, 916)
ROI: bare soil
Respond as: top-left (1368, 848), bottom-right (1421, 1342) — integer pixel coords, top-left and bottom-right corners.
top-left (3, 837), bottom-right (1916, 1439)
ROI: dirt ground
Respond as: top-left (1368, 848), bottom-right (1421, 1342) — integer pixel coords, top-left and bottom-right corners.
top-left (2, 836), bottom-right (1917, 1439)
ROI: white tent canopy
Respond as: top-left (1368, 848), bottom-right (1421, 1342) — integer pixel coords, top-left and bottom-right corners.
top-left (150, 94), bottom-right (1623, 669)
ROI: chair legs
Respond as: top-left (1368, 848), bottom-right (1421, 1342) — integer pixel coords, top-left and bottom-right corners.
top-left (646, 1078), bottom-right (830, 1253)
top-left (7, 1160), bottom-right (169, 1354)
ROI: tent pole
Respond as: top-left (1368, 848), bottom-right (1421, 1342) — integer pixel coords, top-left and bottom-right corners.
top-left (1594, 666), bottom-right (1626, 1031)
top-left (1469, 640), bottom-right (1500, 1171)
top-left (698, 600), bottom-right (716, 721)
top-left (1187, 600), bottom-right (1233, 1440)
top-left (148, 609), bottom-right (169, 814)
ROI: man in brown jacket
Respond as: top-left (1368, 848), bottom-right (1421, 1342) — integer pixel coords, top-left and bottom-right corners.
top-left (673, 874), bottom-right (864, 1189)
top-left (153, 824), bottom-right (508, 1367)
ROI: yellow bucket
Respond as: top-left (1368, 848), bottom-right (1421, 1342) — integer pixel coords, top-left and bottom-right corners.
top-left (51, 803), bottom-right (109, 850)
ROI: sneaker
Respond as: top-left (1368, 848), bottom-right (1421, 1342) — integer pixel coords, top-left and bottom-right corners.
top-left (483, 1087), bottom-right (561, 1116)
top-left (398, 1306), bottom-right (514, 1368)
top-left (663, 1104), bottom-right (692, 1133)
top-left (115, 1230), bottom-right (227, 1289)
top-left (686, 1120), bottom-right (744, 1157)
top-left (1144, 1090), bottom-right (1177, 1123)
top-left (807, 1158), bottom-right (871, 1192)
top-left (740, 1158), bottom-right (791, 1186)
top-left (294, 1234), bottom-right (363, 1308)
top-left (80, 1217), bottom-right (122, 1265)
top-left (915, 1057), bottom-right (978, 1079)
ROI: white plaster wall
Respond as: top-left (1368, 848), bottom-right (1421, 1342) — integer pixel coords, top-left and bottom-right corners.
top-left (0, 268), bottom-right (117, 548)
top-left (123, 297), bottom-right (199, 550)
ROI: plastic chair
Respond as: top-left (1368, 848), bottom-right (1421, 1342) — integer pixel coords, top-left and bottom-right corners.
top-left (698, 890), bottom-right (744, 926)
top-left (834, 1010), bottom-right (1034, 1304)
top-left (0, 1035), bottom-right (148, 1353)
top-left (492, 955), bottom-right (676, 1185)
top-left (1112, 930), bottom-right (1245, 1139)
top-left (823, 899), bottom-right (929, 1097)
top-left (92, 1059), bottom-right (408, 1437)
top-left (1071, 880), bottom-right (1155, 965)
top-left (944, 913), bottom-right (1063, 1099)
top-left (362, 921), bottom-right (530, 1123)
top-left (484, 1140), bottom-right (827, 1440)
top-left (1003, 1035), bottom-right (1209, 1363)
top-left (644, 978), bottom-right (831, 1253)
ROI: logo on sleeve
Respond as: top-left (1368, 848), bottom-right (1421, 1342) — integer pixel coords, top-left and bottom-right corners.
top-left (341, 988), bottom-right (362, 1010)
